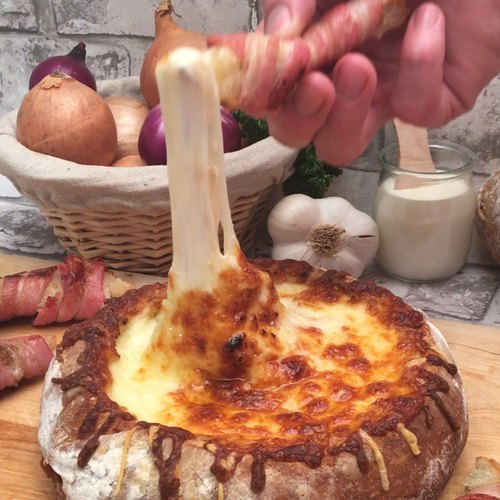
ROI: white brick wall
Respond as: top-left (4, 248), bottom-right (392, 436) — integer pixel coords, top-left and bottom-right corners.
top-left (0, 0), bottom-right (258, 114)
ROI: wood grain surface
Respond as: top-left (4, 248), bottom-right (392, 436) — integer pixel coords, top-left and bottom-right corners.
top-left (0, 254), bottom-right (499, 500)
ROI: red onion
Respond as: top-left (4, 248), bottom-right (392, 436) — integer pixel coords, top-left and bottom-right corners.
top-left (138, 105), bottom-right (166, 165)
top-left (29, 42), bottom-right (97, 91)
top-left (220, 106), bottom-right (242, 153)
top-left (138, 105), bottom-right (242, 165)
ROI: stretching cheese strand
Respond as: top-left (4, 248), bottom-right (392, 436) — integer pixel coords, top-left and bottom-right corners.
top-left (142, 48), bottom-right (285, 384)
top-left (156, 48), bottom-right (240, 293)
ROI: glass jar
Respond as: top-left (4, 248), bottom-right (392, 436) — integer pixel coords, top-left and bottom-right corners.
top-left (373, 140), bottom-right (476, 282)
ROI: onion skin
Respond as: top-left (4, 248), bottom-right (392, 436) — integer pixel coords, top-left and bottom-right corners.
top-left (16, 73), bottom-right (117, 166)
top-left (138, 105), bottom-right (166, 165)
top-left (105, 96), bottom-right (150, 161)
top-left (220, 107), bottom-right (242, 153)
top-left (29, 42), bottom-right (97, 91)
top-left (140, 0), bottom-right (207, 108)
top-left (138, 104), bottom-right (241, 165)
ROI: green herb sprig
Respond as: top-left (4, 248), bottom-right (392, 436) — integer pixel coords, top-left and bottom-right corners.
top-left (233, 110), bottom-right (341, 198)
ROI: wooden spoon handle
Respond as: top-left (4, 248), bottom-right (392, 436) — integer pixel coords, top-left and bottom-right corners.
top-left (393, 118), bottom-right (436, 173)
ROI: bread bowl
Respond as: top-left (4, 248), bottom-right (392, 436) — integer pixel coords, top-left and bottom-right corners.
top-left (39, 259), bottom-right (468, 499)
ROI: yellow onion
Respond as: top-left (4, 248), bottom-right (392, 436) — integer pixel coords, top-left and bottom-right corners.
top-left (105, 96), bottom-right (150, 161)
top-left (16, 73), bottom-right (117, 166)
top-left (111, 154), bottom-right (147, 167)
top-left (140, 0), bottom-right (207, 108)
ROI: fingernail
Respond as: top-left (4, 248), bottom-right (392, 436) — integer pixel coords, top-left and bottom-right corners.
top-left (265, 4), bottom-right (291, 35)
top-left (334, 63), bottom-right (369, 101)
top-left (294, 84), bottom-right (325, 116)
top-left (413, 4), bottom-right (441, 29)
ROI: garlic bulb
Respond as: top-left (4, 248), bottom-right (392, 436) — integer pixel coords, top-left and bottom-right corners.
top-left (267, 194), bottom-right (379, 277)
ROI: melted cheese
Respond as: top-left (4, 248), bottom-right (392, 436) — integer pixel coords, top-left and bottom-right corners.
top-left (359, 429), bottom-right (390, 492)
top-left (108, 279), bottom-right (420, 430)
top-left (158, 49), bottom-right (239, 292)
top-left (148, 426), bottom-right (157, 449)
top-left (397, 423), bottom-right (421, 456)
top-left (107, 311), bottom-right (183, 419)
top-left (113, 427), bottom-right (136, 497)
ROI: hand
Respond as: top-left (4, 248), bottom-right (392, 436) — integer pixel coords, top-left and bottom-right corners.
top-left (262, 0), bottom-right (500, 166)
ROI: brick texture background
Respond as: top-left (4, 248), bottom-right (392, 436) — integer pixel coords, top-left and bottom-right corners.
top-left (0, 0), bottom-right (259, 114)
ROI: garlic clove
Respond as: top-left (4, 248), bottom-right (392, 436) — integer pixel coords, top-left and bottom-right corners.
top-left (319, 248), bottom-right (367, 278)
top-left (345, 233), bottom-right (380, 254)
top-left (317, 197), bottom-right (373, 237)
top-left (268, 193), bottom-right (321, 242)
top-left (271, 241), bottom-right (316, 263)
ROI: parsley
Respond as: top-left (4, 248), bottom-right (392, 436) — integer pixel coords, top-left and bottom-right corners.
top-left (233, 110), bottom-right (270, 144)
top-left (233, 110), bottom-right (341, 199)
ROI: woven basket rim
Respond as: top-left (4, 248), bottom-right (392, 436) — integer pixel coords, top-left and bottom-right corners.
top-left (0, 77), bottom-right (298, 213)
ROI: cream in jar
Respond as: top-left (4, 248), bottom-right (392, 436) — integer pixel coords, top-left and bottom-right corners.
top-left (373, 142), bottom-right (476, 282)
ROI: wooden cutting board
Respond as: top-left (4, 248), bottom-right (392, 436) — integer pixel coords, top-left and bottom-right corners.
top-left (0, 253), bottom-right (499, 500)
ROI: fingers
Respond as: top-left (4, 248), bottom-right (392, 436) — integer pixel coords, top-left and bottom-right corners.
top-left (267, 72), bottom-right (335, 147)
top-left (268, 54), bottom-right (385, 166)
top-left (263, 2), bottom-right (449, 165)
top-left (313, 54), bottom-right (381, 166)
top-left (262, 0), bottom-right (317, 36)
top-left (390, 2), bottom-right (448, 126)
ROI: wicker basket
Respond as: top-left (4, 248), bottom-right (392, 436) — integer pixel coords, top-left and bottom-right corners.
top-left (0, 77), bottom-right (298, 275)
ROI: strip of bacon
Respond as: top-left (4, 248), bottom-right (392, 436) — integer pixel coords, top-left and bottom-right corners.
top-left (0, 275), bottom-right (21, 322)
top-left (75, 260), bottom-right (106, 321)
top-left (16, 267), bottom-right (56, 318)
top-left (455, 483), bottom-right (500, 499)
top-left (0, 255), bottom-right (131, 326)
top-left (0, 335), bottom-right (53, 390)
top-left (208, 0), bottom-right (408, 114)
top-left (456, 494), bottom-right (500, 500)
top-left (209, 33), bottom-right (311, 115)
top-left (55, 255), bottom-right (86, 323)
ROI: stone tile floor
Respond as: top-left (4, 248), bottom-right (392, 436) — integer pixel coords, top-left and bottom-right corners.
top-left (1, 174), bottom-right (499, 328)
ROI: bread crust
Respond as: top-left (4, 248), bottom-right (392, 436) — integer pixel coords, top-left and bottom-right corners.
top-left (39, 259), bottom-right (468, 499)
top-left (477, 168), bottom-right (500, 264)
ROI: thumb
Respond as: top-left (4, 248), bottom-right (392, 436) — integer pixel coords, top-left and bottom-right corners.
top-left (262, 0), bottom-right (316, 37)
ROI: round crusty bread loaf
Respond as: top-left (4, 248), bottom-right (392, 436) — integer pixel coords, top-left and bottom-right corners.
top-left (477, 168), bottom-right (500, 264)
top-left (39, 261), bottom-right (468, 500)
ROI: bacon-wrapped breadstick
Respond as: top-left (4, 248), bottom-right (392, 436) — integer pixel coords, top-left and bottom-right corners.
top-left (0, 255), bottom-right (131, 326)
top-left (0, 335), bottom-right (53, 390)
top-left (208, 0), bottom-right (408, 114)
